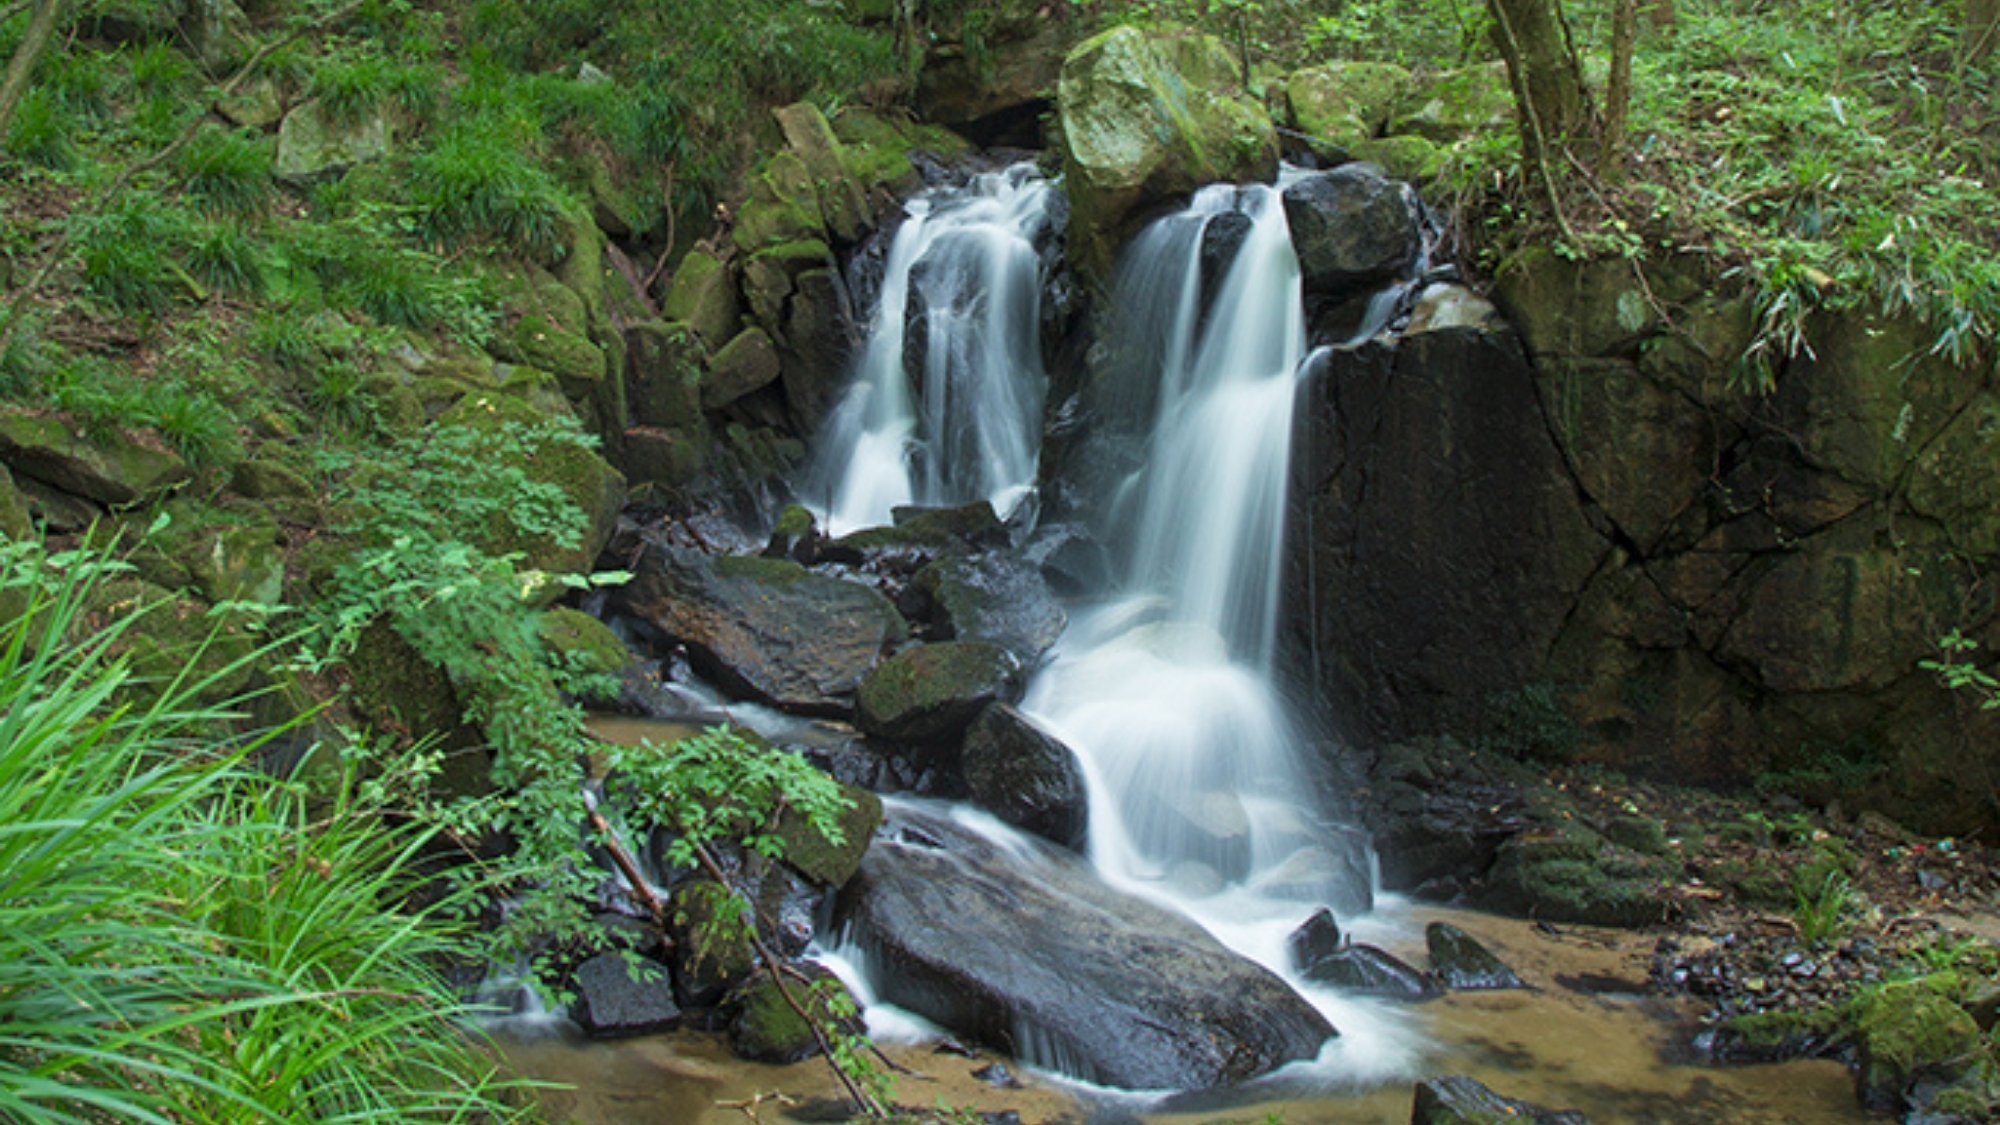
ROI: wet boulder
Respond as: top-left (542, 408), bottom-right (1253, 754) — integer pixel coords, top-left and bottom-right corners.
top-left (1425, 922), bottom-right (1527, 991)
top-left (915, 552), bottom-right (1067, 666)
top-left (1301, 944), bottom-right (1437, 1002)
top-left (1412, 1075), bottom-right (1589, 1124)
top-left (570, 951), bottom-right (682, 1038)
top-left (1280, 165), bottom-right (1421, 302)
top-left (1287, 908), bottom-right (1344, 969)
top-left (961, 703), bottom-right (1089, 850)
top-left (666, 880), bottom-right (758, 1010)
top-left (857, 641), bottom-right (1024, 742)
top-left (837, 802), bottom-right (1334, 1090)
top-left (612, 543), bottom-right (906, 716)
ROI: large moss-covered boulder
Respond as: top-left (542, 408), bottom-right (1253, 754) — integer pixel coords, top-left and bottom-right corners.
top-left (856, 641), bottom-right (1023, 742)
top-left (0, 410), bottom-right (189, 506)
top-left (772, 780), bottom-right (882, 888)
top-left (611, 544), bottom-right (905, 716)
top-left (702, 328), bottom-right (782, 412)
top-left (1281, 62), bottom-right (1412, 162)
top-left (433, 393), bottom-right (626, 578)
top-left (1057, 24), bottom-right (1279, 278)
top-left (1853, 978), bottom-right (1984, 1113)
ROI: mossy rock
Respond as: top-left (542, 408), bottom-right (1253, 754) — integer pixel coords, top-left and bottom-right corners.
top-left (1, 463), bottom-right (37, 541)
top-left (702, 328), bottom-right (783, 411)
top-left (741, 239), bottom-right (831, 333)
top-left (1057, 23), bottom-right (1279, 277)
top-left (433, 392), bottom-right (626, 579)
top-left (1483, 822), bottom-right (1673, 926)
top-left (856, 641), bottom-right (1023, 742)
top-left (726, 963), bottom-right (858, 1065)
top-left (537, 606), bottom-right (630, 676)
top-left (773, 102), bottom-right (871, 245)
top-left (1282, 61), bottom-right (1412, 159)
top-left (274, 102), bottom-right (391, 184)
top-left (1854, 978), bottom-right (1984, 1112)
top-left (668, 880), bottom-right (758, 1008)
top-left (228, 457), bottom-right (314, 503)
top-left (0, 409), bottom-right (190, 507)
top-left (1349, 134), bottom-right (1447, 181)
top-left (1389, 62), bottom-right (1513, 144)
top-left (77, 578), bottom-right (262, 708)
top-left (1708, 1006), bottom-right (1847, 1063)
top-left (731, 151), bottom-right (826, 255)
top-left (773, 781), bottom-right (882, 888)
top-left (661, 249), bottom-right (742, 347)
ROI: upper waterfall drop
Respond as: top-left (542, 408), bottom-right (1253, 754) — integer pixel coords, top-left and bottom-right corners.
top-left (805, 163), bottom-right (1058, 536)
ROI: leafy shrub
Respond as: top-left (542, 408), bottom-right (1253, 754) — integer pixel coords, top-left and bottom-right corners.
top-left (178, 125), bottom-right (274, 218)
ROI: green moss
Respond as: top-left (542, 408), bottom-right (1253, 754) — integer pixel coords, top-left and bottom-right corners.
top-left (773, 781), bottom-right (881, 887)
top-left (730, 151), bottom-right (825, 254)
top-left (433, 393), bottom-right (625, 578)
top-left (536, 607), bottom-right (629, 677)
top-left (1854, 978), bottom-right (1982, 1100)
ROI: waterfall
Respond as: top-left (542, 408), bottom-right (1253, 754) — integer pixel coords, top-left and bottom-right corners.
top-left (1024, 183), bottom-right (1371, 922)
top-left (809, 169), bottom-right (1410, 1088)
top-left (806, 164), bottom-right (1057, 535)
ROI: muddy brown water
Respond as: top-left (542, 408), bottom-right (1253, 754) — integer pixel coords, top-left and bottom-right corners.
top-left (498, 903), bottom-right (1868, 1125)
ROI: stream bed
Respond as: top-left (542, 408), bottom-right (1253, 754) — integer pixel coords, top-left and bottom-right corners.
top-left (496, 905), bottom-right (1868, 1125)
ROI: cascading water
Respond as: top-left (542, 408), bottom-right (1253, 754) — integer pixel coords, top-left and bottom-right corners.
top-left (807, 164), bottom-right (1057, 535)
top-left (813, 170), bottom-right (1421, 1088)
top-left (1025, 182), bottom-right (1370, 924)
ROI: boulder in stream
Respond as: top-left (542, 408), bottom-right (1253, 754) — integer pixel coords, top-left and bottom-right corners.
top-left (961, 703), bottom-right (1089, 850)
top-left (611, 542), bottom-right (906, 716)
top-left (570, 951), bottom-right (682, 1038)
top-left (1426, 921), bottom-right (1528, 991)
top-left (915, 552), bottom-right (1067, 667)
top-left (856, 640), bottom-right (1024, 742)
top-left (1280, 164), bottom-right (1421, 302)
top-left (836, 802), bottom-right (1334, 1090)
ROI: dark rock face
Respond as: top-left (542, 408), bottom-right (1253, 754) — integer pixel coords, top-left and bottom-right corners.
top-left (1279, 165), bottom-right (1421, 301)
top-left (1412, 1075), bottom-right (1590, 1124)
top-left (1287, 330), bottom-right (1607, 748)
top-left (961, 703), bottom-right (1089, 849)
top-left (1286, 908), bottom-right (1343, 969)
top-left (570, 951), bottom-right (682, 1038)
top-left (612, 541), bottom-right (906, 716)
top-left (857, 641), bottom-right (1024, 742)
top-left (1426, 922), bottom-right (1527, 991)
top-left (837, 803), bottom-right (1334, 1090)
top-left (916, 553), bottom-right (1068, 666)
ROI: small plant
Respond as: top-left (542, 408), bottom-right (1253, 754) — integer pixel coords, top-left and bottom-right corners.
top-left (147, 384), bottom-right (244, 467)
top-left (305, 361), bottom-right (377, 433)
top-left (185, 220), bottom-right (267, 297)
top-left (1792, 869), bottom-right (1856, 946)
top-left (3, 88), bottom-right (74, 169)
top-left (126, 40), bottom-right (195, 94)
top-left (308, 51), bottom-right (392, 125)
top-left (178, 125), bottom-right (274, 218)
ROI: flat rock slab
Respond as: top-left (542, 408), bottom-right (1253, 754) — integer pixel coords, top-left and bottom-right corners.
top-left (837, 802), bottom-right (1334, 1091)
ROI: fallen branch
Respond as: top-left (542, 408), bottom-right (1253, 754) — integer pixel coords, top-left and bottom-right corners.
top-left (582, 787), bottom-right (670, 935)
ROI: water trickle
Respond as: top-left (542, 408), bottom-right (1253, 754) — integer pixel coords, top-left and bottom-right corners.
top-left (806, 163), bottom-right (1058, 535)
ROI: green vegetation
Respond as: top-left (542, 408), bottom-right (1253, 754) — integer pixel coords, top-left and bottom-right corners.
top-left (0, 534), bottom-right (530, 1124)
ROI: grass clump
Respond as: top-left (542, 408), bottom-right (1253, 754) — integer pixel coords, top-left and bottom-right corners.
top-left (307, 49), bottom-right (393, 125)
top-left (178, 125), bottom-right (274, 219)
top-left (75, 193), bottom-right (187, 314)
top-left (185, 221), bottom-right (267, 297)
top-left (0, 535), bottom-right (534, 1125)
top-left (3, 88), bottom-right (74, 170)
top-left (407, 123), bottom-right (576, 264)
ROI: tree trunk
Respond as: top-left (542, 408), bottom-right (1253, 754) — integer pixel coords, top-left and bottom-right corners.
top-left (0, 0), bottom-right (65, 143)
top-left (1488, 0), bottom-right (1590, 169)
top-left (1600, 0), bottom-right (1639, 178)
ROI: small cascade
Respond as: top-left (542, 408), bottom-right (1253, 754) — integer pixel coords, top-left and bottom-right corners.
top-left (1025, 183), bottom-right (1371, 923)
top-left (806, 164), bottom-right (1057, 535)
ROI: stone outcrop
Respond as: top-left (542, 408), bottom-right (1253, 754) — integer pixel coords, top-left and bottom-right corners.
top-left (1290, 241), bottom-right (2000, 837)
top-left (1056, 25), bottom-right (1278, 279)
